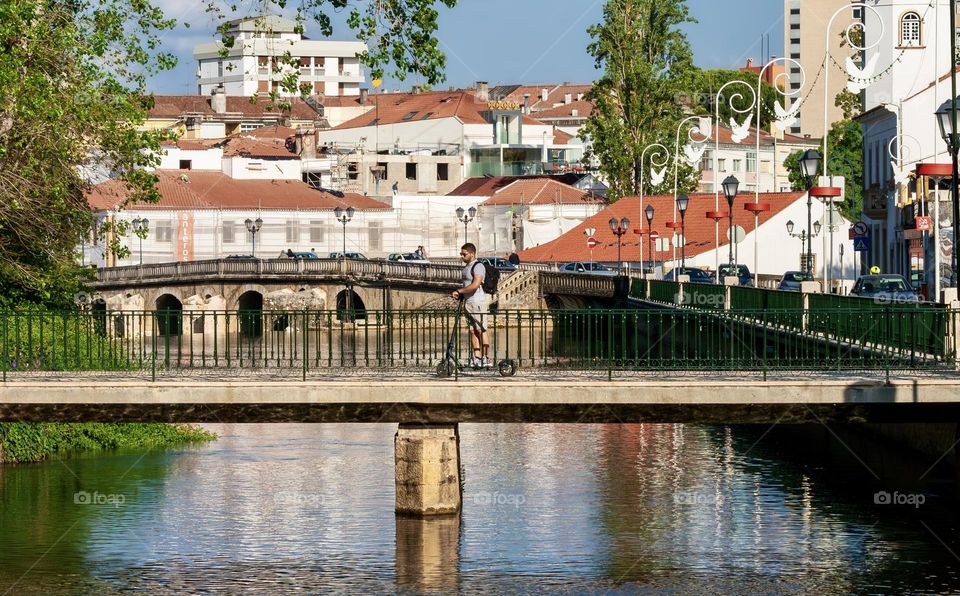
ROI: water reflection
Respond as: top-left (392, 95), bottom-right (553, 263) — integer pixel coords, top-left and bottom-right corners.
top-left (0, 423), bottom-right (959, 593)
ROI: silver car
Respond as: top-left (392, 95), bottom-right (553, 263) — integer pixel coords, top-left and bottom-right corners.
top-left (560, 262), bottom-right (618, 276)
top-left (850, 274), bottom-right (920, 303)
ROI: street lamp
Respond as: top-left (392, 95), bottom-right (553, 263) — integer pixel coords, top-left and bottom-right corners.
top-left (456, 206), bottom-right (477, 246)
top-left (131, 217), bottom-right (149, 266)
top-left (644, 205), bottom-right (655, 278)
top-left (936, 98), bottom-right (960, 287)
top-left (721, 175), bottom-right (740, 266)
top-left (609, 216), bottom-right (630, 267)
top-left (244, 216), bottom-right (263, 258)
top-left (786, 220), bottom-right (821, 275)
top-left (333, 206), bottom-right (355, 258)
top-left (676, 194), bottom-right (689, 268)
top-left (799, 149), bottom-right (822, 279)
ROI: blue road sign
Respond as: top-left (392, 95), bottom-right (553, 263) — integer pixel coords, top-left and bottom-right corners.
top-left (853, 236), bottom-right (870, 252)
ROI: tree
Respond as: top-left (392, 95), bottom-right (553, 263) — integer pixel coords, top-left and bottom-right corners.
top-left (582, 0), bottom-right (699, 201)
top-left (687, 69), bottom-right (780, 130)
top-left (783, 120), bottom-right (863, 221)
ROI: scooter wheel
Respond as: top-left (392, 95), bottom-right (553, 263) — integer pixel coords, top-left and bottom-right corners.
top-left (497, 359), bottom-right (518, 377)
top-left (436, 360), bottom-right (454, 378)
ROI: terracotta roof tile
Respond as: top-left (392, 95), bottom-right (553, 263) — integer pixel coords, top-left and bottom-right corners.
top-left (148, 95), bottom-right (321, 120)
top-left (332, 90), bottom-right (545, 129)
top-left (518, 192), bottom-right (804, 262)
top-left (481, 178), bottom-right (605, 206)
top-left (535, 100), bottom-right (594, 119)
top-left (87, 170), bottom-right (388, 211)
top-left (553, 129), bottom-right (573, 145)
top-left (449, 174), bottom-right (593, 197)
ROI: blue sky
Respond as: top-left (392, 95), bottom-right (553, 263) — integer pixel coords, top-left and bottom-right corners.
top-left (148, 0), bottom-right (785, 94)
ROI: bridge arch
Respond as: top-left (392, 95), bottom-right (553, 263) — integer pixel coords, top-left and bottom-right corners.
top-left (238, 290), bottom-right (264, 338)
top-left (336, 289), bottom-right (367, 322)
top-left (155, 294), bottom-right (183, 336)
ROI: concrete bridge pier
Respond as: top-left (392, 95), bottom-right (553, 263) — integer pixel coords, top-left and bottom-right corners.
top-left (395, 423), bottom-right (461, 516)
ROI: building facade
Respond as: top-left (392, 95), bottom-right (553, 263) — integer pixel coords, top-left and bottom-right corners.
top-left (698, 126), bottom-right (821, 194)
top-left (193, 15), bottom-right (366, 97)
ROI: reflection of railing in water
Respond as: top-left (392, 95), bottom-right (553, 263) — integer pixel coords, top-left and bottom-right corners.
top-left (0, 308), bottom-right (955, 380)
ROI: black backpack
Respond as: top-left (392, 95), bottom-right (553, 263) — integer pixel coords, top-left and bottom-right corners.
top-left (472, 261), bottom-right (500, 295)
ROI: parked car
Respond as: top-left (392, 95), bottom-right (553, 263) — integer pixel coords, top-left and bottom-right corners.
top-left (663, 267), bottom-right (714, 284)
top-left (225, 254), bottom-right (256, 260)
top-left (478, 256), bottom-right (516, 272)
top-left (328, 252), bottom-right (368, 260)
top-left (777, 270), bottom-right (814, 292)
top-left (718, 263), bottom-right (753, 286)
top-left (559, 262), bottom-right (618, 276)
top-left (850, 274), bottom-right (920, 303)
top-left (289, 251), bottom-right (319, 259)
top-left (387, 252), bottom-right (430, 264)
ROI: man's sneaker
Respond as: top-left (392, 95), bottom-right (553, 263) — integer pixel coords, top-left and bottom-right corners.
top-left (481, 357), bottom-right (492, 369)
top-left (469, 357), bottom-right (482, 369)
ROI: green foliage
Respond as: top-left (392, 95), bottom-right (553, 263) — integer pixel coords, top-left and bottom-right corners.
top-left (0, 306), bottom-right (138, 371)
top-left (783, 120), bottom-right (863, 221)
top-left (207, 0), bottom-right (458, 106)
top-left (0, 1), bottom-right (175, 307)
top-left (0, 422), bottom-right (215, 464)
top-left (583, 0), bottom-right (699, 201)
top-left (687, 69), bottom-right (780, 129)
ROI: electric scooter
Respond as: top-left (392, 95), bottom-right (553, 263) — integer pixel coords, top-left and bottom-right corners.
top-left (436, 298), bottom-right (518, 378)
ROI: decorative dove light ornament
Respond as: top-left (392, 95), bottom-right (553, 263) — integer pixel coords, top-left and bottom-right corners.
top-left (890, 160), bottom-right (913, 186)
top-left (683, 142), bottom-right (707, 167)
top-left (845, 54), bottom-right (880, 93)
top-left (650, 166), bottom-right (666, 187)
top-left (729, 114), bottom-right (752, 144)
top-left (773, 99), bottom-right (801, 132)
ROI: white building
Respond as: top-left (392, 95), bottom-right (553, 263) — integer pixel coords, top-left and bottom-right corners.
top-left (859, 0), bottom-right (958, 294)
top-left (194, 15), bottom-right (366, 97)
top-left (699, 125), bottom-right (820, 194)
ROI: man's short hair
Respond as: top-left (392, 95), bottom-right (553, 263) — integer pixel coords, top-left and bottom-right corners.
top-left (461, 243), bottom-right (477, 254)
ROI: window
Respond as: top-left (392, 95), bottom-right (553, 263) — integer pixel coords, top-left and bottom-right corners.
top-left (733, 159), bottom-right (743, 172)
top-left (718, 158), bottom-right (726, 171)
top-left (900, 12), bottom-right (922, 47)
top-left (179, 160), bottom-right (192, 170)
top-left (402, 111), bottom-right (418, 121)
top-left (222, 221), bottom-right (235, 244)
top-left (442, 224), bottom-right (455, 247)
top-left (746, 152), bottom-right (757, 173)
top-left (156, 221), bottom-right (173, 243)
top-left (700, 150), bottom-right (712, 172)
top-left (286, 220), bottom-right (300, 243)
top-left (420, 112), bottom-right (434, 120)
top-left (368, 221), bottom-right (382, 251)
top-left (310, 221), bottom-right (325, 243)
top-left (348, 162), bottom-right (359, 180)
top-left (246, 161), bottom-right (265, 171)
top-left (437, 163), bottom-right (449, 181)
top-left (406, 163), bottom-right (417, 180)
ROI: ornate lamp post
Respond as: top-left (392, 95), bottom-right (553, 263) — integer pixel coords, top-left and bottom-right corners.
top-left (715, 80), bottom-right (756, 278)
top-left (640, 143), bottom-right (669, 274)
top-left (456, 206), bottom-right (477, 246)
top-left (244, 217), bottom-right (263, 258)
top-left (786, 219), bottom-right (821, 275)
top-left (798, 149), bottom-right (822, 279)
top-left (131, 217), bottom-right (149, 266)
top-left (676, 194), bottom-right (689, 269)
top-left (333, 206), bottom-right (354, 257)
top-left (645, 205), bottom-right (655, 278)
top-left (936, 99), bottom-right (960, 287)
top-left (721, 176), bottom-right (740, 267)
top-left (609, 216), bottom-right (630, 267)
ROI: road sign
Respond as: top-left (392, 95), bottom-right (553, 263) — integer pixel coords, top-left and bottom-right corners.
top-left (853, 236), bottom-right (870, 252)
top-left (852, 221), bottom-right (869, 237)
top-left (916, 216), bottom-right (932, 231)
top-left (649, 231), bottom-right (660, 241)
top-left (586, 236), bottom-right (599, 248)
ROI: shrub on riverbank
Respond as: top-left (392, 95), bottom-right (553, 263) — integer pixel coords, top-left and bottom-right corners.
top-left (0, 423), bottom-right (216, 464)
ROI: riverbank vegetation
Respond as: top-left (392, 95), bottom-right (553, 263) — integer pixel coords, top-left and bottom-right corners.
top-left (0, 423), bottom-right (215, 464)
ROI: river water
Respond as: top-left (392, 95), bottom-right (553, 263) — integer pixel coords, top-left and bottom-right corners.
top-left (1, 423), bottom-right (959, 594)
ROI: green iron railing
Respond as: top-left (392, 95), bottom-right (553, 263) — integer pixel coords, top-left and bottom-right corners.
top-left (0, 307), bottom-right (954, 379)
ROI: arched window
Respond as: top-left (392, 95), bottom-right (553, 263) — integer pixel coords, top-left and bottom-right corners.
top-left (900, 12), bottom-right (922, 47)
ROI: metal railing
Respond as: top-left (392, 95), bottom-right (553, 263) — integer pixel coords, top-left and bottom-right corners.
top-left (1, 307), bottom-right (954, 380)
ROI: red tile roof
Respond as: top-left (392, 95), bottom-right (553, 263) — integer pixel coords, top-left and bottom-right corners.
top-left (450, 174), bottom-right (588, 197)
top-left (518, 192), bottom-right (804, 262)
top-left (148, 95), bottom-right (321, 120)
top-left (714, 124), bottom-right (811, 146)
top-left (332, 90), bottom-right (545, 129)
top-left (535, 100), bottom-right (594, 120)
top-left (481, 178), bottom-right (605, 206)
top-left (87, 170), bottom-right (389, 211)
top-left (492, 83), bottom-right (592, 111)
top-left (553, 129), bottom-right (573, 145)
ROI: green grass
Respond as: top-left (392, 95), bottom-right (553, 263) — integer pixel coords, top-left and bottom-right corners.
top-left (0, 422), bottom-right (217, 464)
